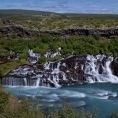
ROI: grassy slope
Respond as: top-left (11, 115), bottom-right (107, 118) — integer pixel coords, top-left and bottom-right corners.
top-left (0, 59), bottom-right (27, 76)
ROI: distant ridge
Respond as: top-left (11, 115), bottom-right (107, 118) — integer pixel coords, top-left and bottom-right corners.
top-left (0, 9), bottom-right (118, 15)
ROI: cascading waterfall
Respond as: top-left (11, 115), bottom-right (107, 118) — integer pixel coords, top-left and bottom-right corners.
top-left (23, 78), bottom-right (27, 86)
top-left (2, 54), bottom-right (118, 87)
top-left (35, 75), bottom-right (41, 86)
top-left (84, 54), bottom-right (118, 83)
top-left (105, 56), bottom-right (113, 76)
top-left (27, 49), bottom-right (41, 64)
top-left (36, 78), bottom-right (40, 86)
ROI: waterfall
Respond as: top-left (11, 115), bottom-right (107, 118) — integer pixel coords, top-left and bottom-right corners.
top-left (44, 49), bottom-right (61, 58)
top-left (2, 54), bottom-right (118, 87)
top-left (83, 54), bottom-right (118, 83)
top-left (105, 56), bottom-right (113, 76)
top-left (28, 49), bottom-right (41, 64)
top-left (36, 78), bottom-right (40, 86)
top-left (35, 75), bottom-right (42, 86)
top-left (23, 78), bottom-right (27, 86)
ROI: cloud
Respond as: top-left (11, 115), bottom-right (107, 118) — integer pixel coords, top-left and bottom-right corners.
top-left (22, 4), bottom-right (31, 7)
top-left (58, 1), bottom-right (68, 4)
top-left (45, 0), bottom-right (68, 11)
top-left (7, 3), bottom-right (21, 8)
top-left (46, 4), bottom-right (64, 9)
top-left (22, 3), bottom-right (40, 8)
top-left (7, 4), bottom-right (16, 7)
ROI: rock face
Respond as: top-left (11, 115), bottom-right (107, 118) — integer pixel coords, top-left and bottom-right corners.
top-left (111, 57), bottom-right (118, 76)
top-left (2, 54), bottom-right (118, 87)
top-left (58, 28), bottom-right (118, 38)
top-left (0, 25), bottom-right (39, 37)
top-left (0, 24), bottom-right (118, 38)
top-left (1, 19), bottom-right (14, 25)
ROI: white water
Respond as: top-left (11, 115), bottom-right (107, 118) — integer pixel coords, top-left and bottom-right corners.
top-left (47, 53), bottom-right (118, 85)
top-left (2, 54), bottom-right (118, 87)
top-left (28, 49), bottom-right (41, 64)
top-left (26, 49), bottom-right (118, 86)
top-left (44, 49), bottom-right (61, 58)
top-left (23, 78), bottom-right (27, 86)
top-left (83, 54), bottom-right (118, 83)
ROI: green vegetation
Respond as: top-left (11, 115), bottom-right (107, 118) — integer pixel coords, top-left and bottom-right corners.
top-left (38, 56), bottom-right (61, 65)
top-left (0, 84), bottom-right (9, 114)
top-left (0, 10), bottom-right (118, 30)
top-left (108, 112), bottom-right (118, 118)
top-left (0, 59), bottom-right (27, 76)
top-left (1, 34), bottom-right (118, 75)
top-left (12, 15), bottom-right (118, 30)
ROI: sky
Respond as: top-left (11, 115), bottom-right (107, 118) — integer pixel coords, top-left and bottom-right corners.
top-left (0, 0), bottom-right (118, 14)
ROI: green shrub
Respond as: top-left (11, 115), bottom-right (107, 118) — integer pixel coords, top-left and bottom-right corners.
top-left (2, 96), bottom-right (46, 118)
top-left (1, 96), bottom-right (99, 118)
top-left (108, 111), bottom-right (118, 118)
top-left (40, 34), bottom-right (53, 43)
top-left (8, 33), bottom-right (17, 39)
top-left (0, 85), bottom-right (9, 114)
top-left (0, 32), bottom-right (2, 38)
top-left (37, 56), bottom-right (47, 65)
top-left (38, 56), bottom-right (61, 65)
top-left (0, 71), bottom-right (2, 79)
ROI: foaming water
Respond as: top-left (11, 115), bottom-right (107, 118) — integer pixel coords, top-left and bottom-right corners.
top-left (3, 83), bottom-right (118, 118)
top-left (60, 91), bottom-right (86, 98)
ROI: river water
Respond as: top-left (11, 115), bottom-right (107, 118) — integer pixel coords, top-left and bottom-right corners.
top-left (3, 83), bottom-right (118, 118)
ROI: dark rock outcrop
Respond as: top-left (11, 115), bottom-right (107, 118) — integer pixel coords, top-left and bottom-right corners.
top-left (0, 25), bottom-right (39, 37)
top-left (0, 24), bottom-right (118, 38)
top-left (1, 19), bottom-right (14, 25)
top-left (111, 58), bottom-right (118, 76)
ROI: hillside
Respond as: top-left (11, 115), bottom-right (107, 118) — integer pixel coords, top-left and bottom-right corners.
top-left (0, 9), bottom-right (118, 31)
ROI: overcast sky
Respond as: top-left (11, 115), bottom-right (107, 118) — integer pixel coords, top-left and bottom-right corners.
top-left (0, 0), bottom-right (118, 14)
